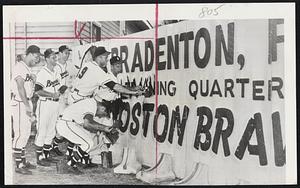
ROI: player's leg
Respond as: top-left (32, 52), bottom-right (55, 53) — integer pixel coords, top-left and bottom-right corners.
top-left (52, 100), bottom-right (67, 156)
top-left (74, 128), bottom-right (98, 169)
top-left (19, 102), bottom-right (37, 169)
top-left (34, 100), bottom-right (51, 166)
top-left (11, 102), bottom-right (33, 174)
top-left (51, 135), bottom-right (64, 156)
top-left (56, 120), bottom-right (89, 174)
top-left (65, 141), bottom-right (75, 160)
top-left (43, 101), bottom-right (60, 162)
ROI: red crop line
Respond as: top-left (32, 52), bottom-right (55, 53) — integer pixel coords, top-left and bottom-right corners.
top-left (2, 36), bottom-right (154, 40)
top-left (77, 22), bottom-right (87, 39)
top-left (102, 37), bottom-right (154, 39)
top-left (154, 1), bottom-right (159, 177)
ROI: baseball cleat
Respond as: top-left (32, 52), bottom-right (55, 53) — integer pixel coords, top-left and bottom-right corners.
top-left (44, 156), bottom-right (60, 163)
top-left (82, 162), bottom-right (98, 169)
top-left (15, 167), bottom-right (33, 175)
top-left (37, 159), bottom-right (52, 167)
top-left (23, 161), bottom-right (37, 169)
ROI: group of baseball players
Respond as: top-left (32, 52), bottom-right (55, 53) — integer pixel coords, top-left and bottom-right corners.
top-left (11, 44), bottom-right (145, 175)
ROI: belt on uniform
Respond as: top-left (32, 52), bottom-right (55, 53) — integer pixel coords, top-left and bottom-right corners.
top-left (45, 98), bottom-right (59, 102)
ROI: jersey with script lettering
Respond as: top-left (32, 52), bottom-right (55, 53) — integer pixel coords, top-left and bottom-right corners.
top-left (61, 98), bottom-right (97, 125)
top-left (35, 66), bottom-right (61, 96)
top-left (54, 62), bottom-right (69, 86)
top-left (11, 61), bottom-right (35, 101)
top-left (95, 71), bottom-right (120, 102)
top-left (72, 61), bottom-right (112, 97)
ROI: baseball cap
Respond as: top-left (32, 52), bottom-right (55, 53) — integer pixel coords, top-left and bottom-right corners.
top-left (93, 46), bottom-right (111, 59)
top-left (58, 45), bottom-right (72, 53)
top-left (26, 45), bottom-right (42, 55)
top-left (44, 48), bottom-right (57, 58)
top-left (110, 56), bottom-right (123, 65)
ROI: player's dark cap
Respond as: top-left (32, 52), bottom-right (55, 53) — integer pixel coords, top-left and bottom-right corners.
top-left (26, 45), bottom-right (42, 55)
top-left (93, 46), bottom-right (111, 59)
top-left (44, 48), bottom-right (57, 58)
top-left (58, 45), bottom-right (72, 53)
top-left (110, 56), bottom-right (123, 65)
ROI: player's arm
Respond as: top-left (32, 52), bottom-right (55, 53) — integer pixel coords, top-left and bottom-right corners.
top-left (82, 114), bottom-right (111, 133)
top-left (31, 93), bottom-right (39, 116)
top-left (124, 85), bottom-right (143, 92)
top-left (34, 84), bottom-right (60, 99)
top-left (15, 76), bottom-right (32, 116)
top-left (105, 81), bottom-right (144, 96)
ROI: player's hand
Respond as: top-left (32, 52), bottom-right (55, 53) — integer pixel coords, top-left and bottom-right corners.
top-left (30, 114), bottom-right (37, 124)
top-left (104, 126), bottom-right (113, 133)
top-left (104, 127), bottom-right (119, 145)
top-left (133, 85), bottom-right (143, 91)
top-left (58, 85), bottom-right (68, 95)
top-left (135, 90), bottom-right (145, 96)
top-left (52, 92), bottom-right (60, 100)
top-left (112, 120), bottom-right (123, 129)
top-left (30, 74), bottom-right (37, 83)
top-left (25, 105), bottom-right (33, 117)
top-left (143, 87), bottom-right (154, 98)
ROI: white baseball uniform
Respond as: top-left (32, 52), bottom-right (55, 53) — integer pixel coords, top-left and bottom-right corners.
top-left (68, 61), bottom-right (112, 104)
top-left (56, 98), bottom-right (98, 152)
top-left (54, 62), bottom-right (70, 113)
top-left (95, 71), bottom-right (120, 102)
top-left (54, 62), bottom-right (69, 86)
top-left (94, 71), bottom-right (120, 127)
top-left (11, 61), bottom-right (35, 149)
top-left (35, 66), bottom-right (61, 147)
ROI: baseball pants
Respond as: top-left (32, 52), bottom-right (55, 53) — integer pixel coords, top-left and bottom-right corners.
top-left (56, 119), bottom-right (94, 153)
top-left (35, 99), bottom-right (60, 147)
top-left (54, 94), bottom-right (68, 138)
top-left (53, 93), bottom-right (69, 141)
top-left (11, 100), bottom-right (32, 149)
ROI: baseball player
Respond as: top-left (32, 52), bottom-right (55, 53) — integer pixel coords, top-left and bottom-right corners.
top-left (34, 48), bottom-right (63, 166)
top-left (68, 46), bottom-right (144, 105)
top-left (95, 56), bottom-right (122, 103)
top-left (11, 45), bottom-right (41, 175)
top-left (56, 97), bottom-right (113, 175)
top-left (95, 54), bottom-right (147, 121)
top-left (30, 57), bottom-right (46, 124)
top-left (51, 45), bottom-right (72, 156)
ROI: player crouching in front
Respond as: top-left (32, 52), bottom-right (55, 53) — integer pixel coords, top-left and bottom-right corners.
top-left (55, 96), bottom-right (117, 175)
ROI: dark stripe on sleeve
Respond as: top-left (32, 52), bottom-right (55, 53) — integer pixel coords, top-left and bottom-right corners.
top-left (104, 81), bottom-right (116, 90)
top-left (35, 84), bottom-right (43, 92)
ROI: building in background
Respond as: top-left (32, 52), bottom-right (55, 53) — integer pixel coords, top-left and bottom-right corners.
top-left (8, 20), bottom-right (182, 75)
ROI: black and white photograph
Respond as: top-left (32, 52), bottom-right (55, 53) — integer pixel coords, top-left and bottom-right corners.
top-left (3, 3), bottom-right (297, 185)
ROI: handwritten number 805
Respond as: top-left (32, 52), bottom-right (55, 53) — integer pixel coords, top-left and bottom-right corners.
top-left (78, 67), bottom-right (88, 79)
top-left (198, 4), bottom-right (224, 18)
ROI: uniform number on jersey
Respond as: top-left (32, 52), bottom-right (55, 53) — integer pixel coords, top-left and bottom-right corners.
top-left (78, 67), bottom-right (88, 79)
